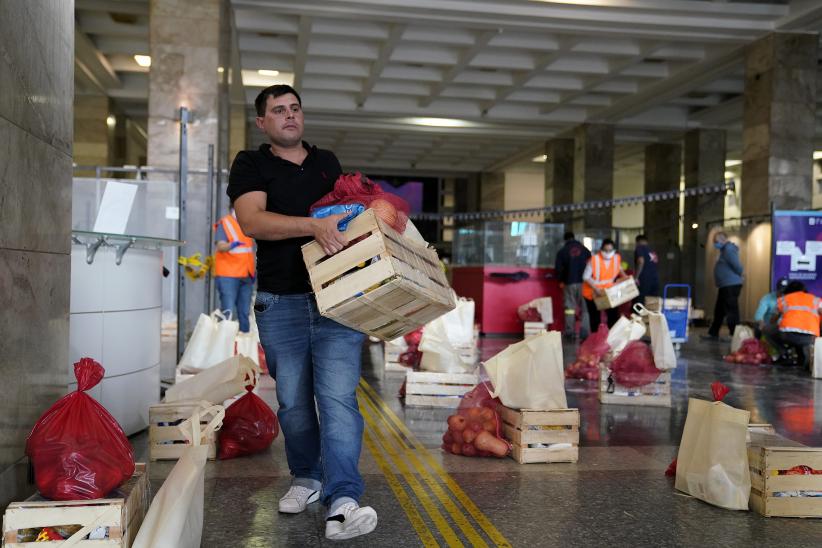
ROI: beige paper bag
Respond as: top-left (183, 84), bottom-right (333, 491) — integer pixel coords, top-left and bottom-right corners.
top-left (165, 356), bottom-right (257, 404)
top-left (635, 304), bottom-right (677, 370)
top-left (675, 398), bottom-right (751, 510)
top-left (179, 310), bottom-right (240, 373)
top-left (606, 314), bottom-right (646, 358)
top-left (133, 405), bottom-right (225, 548)
top-left (730, 325), bottom-right (754, 353)
top-left (484, 331), bottom-right (567, 410)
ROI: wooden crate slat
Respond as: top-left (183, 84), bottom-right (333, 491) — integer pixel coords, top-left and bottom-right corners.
top-left (511, 445), bottom-right (579, 464)
top-left (761, 449), bottom-right (822, 471)
top-left (765, 475), bottom-right (822, 492)
top-left (498, 407), bottom-right (580, 429)
top-left (750, 470), bottom-right (765, 493)
top-left (406, 371), bottom-right (477, 384)
top-left (598, 371), bottom-right (672, 407)
top-left (307, 232), bottom-right (386, 288)
top-left (497, 405), bottom-right (580, 464)
top-left (501, 423), bottom-right (579, 446)
top-left (302, 210), bottom-right (382, 268)
top-left (407, 383), bottom-right (477, 396)
top-left (314, 258), bottom-right (397, 314)
top-left (405, 395), bottom-right (465, 408)
top-left (754, 497), bottom-right (822, 518)
top-left (599, 392), bottom-right (672, 407)
top-left (5, 541), bottom-right (123, 547)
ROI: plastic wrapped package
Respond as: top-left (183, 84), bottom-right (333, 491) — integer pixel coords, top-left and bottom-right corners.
top-left (309, 203), bottom-right (366, 232)
top-left (310, 172), bottom-right (410, 233)
top-left (442, 383), bottom-right (509, 458)
top-left (25, 358), bottom-right (135, 500)
top-left (218, 386), bottom-right (279, 460)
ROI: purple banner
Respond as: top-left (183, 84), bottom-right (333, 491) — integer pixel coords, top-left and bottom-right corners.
top-left (375, 181), bottom-right (424, 213)
top-left (772, 210), bottom-right (822, 297)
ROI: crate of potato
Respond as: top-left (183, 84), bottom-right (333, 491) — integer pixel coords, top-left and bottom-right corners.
top-left (2, 463), bottom-right (149, 547)
top-left (748, 429), bottom-right (822, 518)
top-left (496, 405), bottom-right (580, 464)
top-left (149, 401), bottom-right (218, 461)
top-left (598, 369), bottom-right (672, 408)
top-left (302, 209), bottom-right (456, 341)
top-left (405, 370), bottom-right (477, 408)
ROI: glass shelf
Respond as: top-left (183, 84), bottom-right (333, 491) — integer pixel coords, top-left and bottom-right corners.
top-left (72, 230), bottom-right (184, 265)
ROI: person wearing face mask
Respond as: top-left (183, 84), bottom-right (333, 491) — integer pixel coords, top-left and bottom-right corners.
top-left (701, 232), bottom-right (744, 341)
top-left (582, 238), bottom-right (629, 335)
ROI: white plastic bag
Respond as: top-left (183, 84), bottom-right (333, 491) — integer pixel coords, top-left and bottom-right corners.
top-left (635, 304), bottom-right (677, 371)
top-left (483, 331), bottom-right (567, 410)
top-left (517, 297), bottom-right (553, 325)
top-left (730, 325), bottom-right (755, 353)
top-left (419, 298), bottom-right (476, 373)
top-left (814, 338), bottom-right (822, 379)
top-left (178, 310), bottom-right (239, 372)
top-left (134, 405), bottom-right (225, 548)
top-left (235, 332), bottom-right (260, 367)
top-left (675, 398), bottom-right (751, 510)
top-left (606, 314), bottom-right (645, 358)
top-left (165, 356), bottom-right (257, 404)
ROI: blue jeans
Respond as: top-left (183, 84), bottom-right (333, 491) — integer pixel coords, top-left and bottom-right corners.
top-left (216, 276), bottom-right (254, 332)
top-left (254, 292), bottom-right (366, 507)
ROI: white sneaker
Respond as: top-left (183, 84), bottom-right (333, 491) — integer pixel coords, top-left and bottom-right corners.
top-left (325, 502), bottom-right (378, 540)
top-left (278, 485), bottom-right (320, 514)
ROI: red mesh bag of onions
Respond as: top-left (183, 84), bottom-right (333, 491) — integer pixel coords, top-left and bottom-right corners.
top-left (310, 172), bottom-right (410, 233)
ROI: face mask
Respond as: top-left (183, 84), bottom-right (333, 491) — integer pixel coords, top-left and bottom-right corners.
top-left (714, 242), bottom-right (723, 250)
top-left (602, 250), bottom-right (615, 259)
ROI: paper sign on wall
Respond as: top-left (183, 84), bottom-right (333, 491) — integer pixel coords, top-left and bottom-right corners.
top-left (93, 181), bottom-right (138, 234)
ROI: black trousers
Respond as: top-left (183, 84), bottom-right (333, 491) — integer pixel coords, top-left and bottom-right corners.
top-left (586, 298), bottom-right (622, 335)
top-left (708, 284), bottom-right (742, 337)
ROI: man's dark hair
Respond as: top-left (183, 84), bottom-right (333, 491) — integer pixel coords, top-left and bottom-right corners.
top-left (254, 85), bottom-right (302, 117)
top-left (785, 280), bottom-right (806, 294)
top-left (635, 234), bottom-right (647, 243)
top-left (563, 231), bottom-right (575, 241)
top-left (601, 238), bottom-right (615, 248)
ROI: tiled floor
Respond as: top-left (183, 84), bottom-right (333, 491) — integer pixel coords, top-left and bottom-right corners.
top-left (132, 330), bottom-right (822, 547)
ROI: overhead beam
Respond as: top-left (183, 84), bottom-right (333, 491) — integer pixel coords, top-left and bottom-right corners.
top-left (76, 0), bottom-right (148, 14)
top-left (293, 16), bottom-right (312, 91)
top-left (356, 24), bottom-right (405, 107)
top-left (420, 30), bottom-right (497, 108)
top-left (75, 24), bottom-right (122, 93)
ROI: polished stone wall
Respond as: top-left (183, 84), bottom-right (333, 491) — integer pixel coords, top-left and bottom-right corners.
top-left (573, 123), bottom-right (614, 233)
top-left (73, 94), bottom-right (111, 174)
top-left (0, 1), bottom-right (73, 507)
top-left (644, 143), bottom-right (683, 287)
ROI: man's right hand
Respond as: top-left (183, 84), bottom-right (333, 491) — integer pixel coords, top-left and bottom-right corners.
top-left (313, 214), bottom-right (349, 256)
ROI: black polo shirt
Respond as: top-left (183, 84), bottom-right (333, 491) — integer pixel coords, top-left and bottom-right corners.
top-left (227, 142), bottom-right (341, 294)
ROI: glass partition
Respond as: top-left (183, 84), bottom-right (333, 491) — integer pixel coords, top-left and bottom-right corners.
top-left (452, 221), bottom-right (565, 267)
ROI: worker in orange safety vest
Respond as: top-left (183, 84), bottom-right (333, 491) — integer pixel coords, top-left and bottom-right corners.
top-left (214, 204), bottom-right (256, 333)
top-left (582, 238), bottom-right (628, 335)
top-left (767, 280), bottom-right (821, 367)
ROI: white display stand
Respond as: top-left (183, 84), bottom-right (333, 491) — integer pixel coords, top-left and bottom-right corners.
top-left (70, 233), bottom-right (181, 435)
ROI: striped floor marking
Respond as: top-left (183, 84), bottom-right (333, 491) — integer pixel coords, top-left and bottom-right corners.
top-left (358, 378), bottom-right (512, 548)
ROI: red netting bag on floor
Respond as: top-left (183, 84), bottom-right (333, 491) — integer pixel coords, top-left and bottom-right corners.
top-left (309, 172), bottom-right (410, 233)
top-left (218, 386), bottom-right (279, 460)
top-left (442, 382), bottom-right (510, 458)
top-left (25, 358), bottom-right (135, 500)
top-left (723, 338), bottom-right (771, 365)
top-left (608, 340), bottom-right (661, 388)
top-left (566, 324), bottom-right (610, 380)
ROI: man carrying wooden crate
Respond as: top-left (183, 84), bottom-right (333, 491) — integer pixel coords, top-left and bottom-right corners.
top-left (227, 84), bottom-right (377, 541)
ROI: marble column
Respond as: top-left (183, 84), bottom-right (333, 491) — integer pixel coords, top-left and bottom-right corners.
top-left (683, 129), bottom-right (726, 308)
top-left (644, 143), bottom-right (682, 286)
top-left (148, 0), bottom-right (226, 333)
top-left (544, 138), bottom-right (574, 228)
top-left (741, 32), bottom-right (818, 217)
top-left (73, 95), bottom-right (112, 174)
top-left (573, 124), bottom-right (614, 233)
top-left (0, 0), bottom-right (72, 507)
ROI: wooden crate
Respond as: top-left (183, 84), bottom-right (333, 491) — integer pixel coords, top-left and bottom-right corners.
top-left (497, 405), bottom-right (580, 464)
top-left (2, 463), bottom-right (149, 547)
top-left (404, 370), bottom-right (477, 408)
top-left (149, 402), bottom-right (217, 461)
top-left (598, 369), bottom-right (672, 407)
top-left (594, 278), bottom-right (639, 310)
top-left (523, 322), bottom-right (548, 338)
top-left (302, 209), bottom-right (456, 342)
top-left (748, 430), bottom-right (822, 518)
top-left (383, 340), bottom-right (408, 372)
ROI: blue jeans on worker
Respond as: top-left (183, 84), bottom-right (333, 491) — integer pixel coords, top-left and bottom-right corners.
top-left (216, 275), bottom-right (254, 332)
top-left (254, 292), bottom-right (366, 510)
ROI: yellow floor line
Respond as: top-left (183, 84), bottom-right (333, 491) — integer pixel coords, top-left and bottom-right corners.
top-left (362, 429), bottom-right (440, 548)
top-left (360, 387), bottom-right (489, 547)
top-left (360, 392), bottom-right (465, 547)
top-left (359, 379), bottom-right (513, 548)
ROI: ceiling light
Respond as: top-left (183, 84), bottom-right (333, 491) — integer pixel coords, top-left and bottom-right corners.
top-left (724, 171), bottom-right (736, 179)
top-left (724, 159), bottom-right (741, 168)
top-left (403, 117), bottom-right (474, 128)
top-left (257, 69), bottom-right (279, 76)
top-left (241, 69), bottom-right (294, 87)
top-left (134, 54), bottom-right (151, 67)
top-left (106, 115), bottom-right (116, 128)
top-left (814, 150), bottom-right (822, 160)
top-left (691, 223), bottom-right (699, 230)
top-left (217, 66), bottom-right (224, 73)
top-left (532, 154), bottom-right (548, 163)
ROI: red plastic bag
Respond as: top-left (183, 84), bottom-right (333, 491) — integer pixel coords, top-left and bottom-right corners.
top-left (25, 358), bottom-right (134, 500)
top-left (310, 172), bottom-right (410, 233)
top-left (518, 307), bottom-right (542, 322)
top-left (442, 383), bottom-right (509, 458)
top-left (218, 386), bottom-right (279, 460)
top-left (608, 341), bottom-right (661, 388)
top-left (566, 324), bottom-right (610, 380)
top-left (711, 381), bottom-right (730, 402)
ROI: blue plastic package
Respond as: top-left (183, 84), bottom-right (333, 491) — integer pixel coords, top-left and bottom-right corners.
top-left (310, 203), bottom-right (365, 232)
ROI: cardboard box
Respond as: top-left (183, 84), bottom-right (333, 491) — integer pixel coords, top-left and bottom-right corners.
top-left (594, 278), bottom-right (639, 310)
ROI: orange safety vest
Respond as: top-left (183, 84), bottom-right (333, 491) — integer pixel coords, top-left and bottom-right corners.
top-left (214, 214), bottom-right (255, 278)
top-left (778, 292), bottom-right (821, 337)
top-left (582, 252), bottom-right (621, 300)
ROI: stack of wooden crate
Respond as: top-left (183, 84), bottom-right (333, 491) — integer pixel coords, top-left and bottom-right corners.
top-left (496, 405), bottom-right (580, 464)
